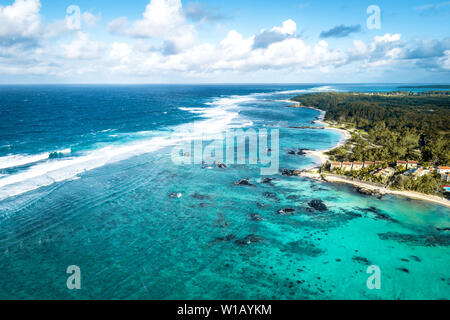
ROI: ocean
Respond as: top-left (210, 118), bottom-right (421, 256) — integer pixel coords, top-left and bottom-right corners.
top-left (0, 84), bottom-right (448, 299)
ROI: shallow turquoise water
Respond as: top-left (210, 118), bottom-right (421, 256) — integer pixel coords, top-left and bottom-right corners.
top-left (0, 84), bottom-right (448, 299)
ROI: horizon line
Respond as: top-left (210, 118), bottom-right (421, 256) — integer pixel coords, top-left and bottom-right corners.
top-left (0, 82), bottom-right (449, 86)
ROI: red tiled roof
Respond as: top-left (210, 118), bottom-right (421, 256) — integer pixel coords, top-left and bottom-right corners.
top-left (397, 160), bottom-right (407, 163)
top-left (407, 160), bottom-right (418, 164)
top-left (353, 161), bottom-right (363, 165)
top-left (342, 162), bottom-right (352, 165)
top-left (438, 166), bottom-right (450, 170)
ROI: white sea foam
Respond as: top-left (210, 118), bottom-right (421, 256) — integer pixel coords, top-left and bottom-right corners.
top-left (0, 148), bottom-right (71, 170)
top-left (2, 87), bottom-right (329, 200)
top-left (0, 94), bottom-right (254, 200)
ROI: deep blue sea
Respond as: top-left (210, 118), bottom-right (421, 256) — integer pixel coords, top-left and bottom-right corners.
top-left (0, 84), bottom-right (448, 299)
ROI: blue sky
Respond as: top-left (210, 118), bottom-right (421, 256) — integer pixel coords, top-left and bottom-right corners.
top-left (0, 0), bottom-right (449, 83)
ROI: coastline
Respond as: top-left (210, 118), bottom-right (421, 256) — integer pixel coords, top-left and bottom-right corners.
top-left (299, 171), bottom-right (450, 208)
top-left (286, 98), bottom-right (450, 209)
top-left (283, 99), bottom-right (351, 168)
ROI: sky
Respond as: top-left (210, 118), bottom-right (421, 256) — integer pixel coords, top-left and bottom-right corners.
top-left (0, 0), bottom-right (449, 83)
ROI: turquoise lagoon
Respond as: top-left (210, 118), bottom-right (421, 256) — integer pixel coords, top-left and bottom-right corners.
top-left (0, 84), bottom-right (448, 299)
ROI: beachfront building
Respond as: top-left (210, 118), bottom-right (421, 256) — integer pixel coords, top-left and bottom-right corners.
top-left (363, 161), bottom-right (374, 168)
top-left (407, 160), bottom-right (418, 169)
top-left (437, 166), bottom-right (450, 181)
top-left (407, 167), bottom-right (427, 178)
top-left (375, 167), bottom-right (395, 179)
top-left (342, 161), bottom-right (352, 171)
top-left (437, 166), bottom-right (450, 174)
top-left (352, 161), bottom-right (363, 170)
top-left (396, 160), bottom-right (407, 168)
top-left (329, 161), bottom-right (341, 170)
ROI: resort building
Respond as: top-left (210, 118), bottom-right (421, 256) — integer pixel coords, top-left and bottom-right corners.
top-left (329, 161), bottom-right (341, 170)
top-left (408, 167), bottom-right (427, 177)
top-left (342, 162), bottom-right (352, 171)
top-left (437, 166), bottom-right (450, 174)
top-left (375, 167), bottom-right (395, 179)
top-left (363, 161), bottom-right (374, 168)
top-left (396, 160), bottom-right (407, 168)
top-left (352, 161), bottom-right (363, 170)
top-left (407, 160), bottom-right (418, 169)
top-left (436, 166), bottom-right (450, 181)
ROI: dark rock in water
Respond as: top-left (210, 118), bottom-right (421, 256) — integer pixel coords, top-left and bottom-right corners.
top-left (234, 234), bottom-right (264, 246)
top-left (249, 213), bottom-right (263, 221)
top-left (287, 148), bottom-right (308, 156)
top-left (297, 148), bottom-right (309, 155)
top-left (263, 192), bottom-right (278, 201)
top-left (191, 192), bottom-right (210, 200)
top-left (397, 267), bottom-right (409, 274)
top-left (436, 227), bottom-right (450, 232)
top-left (210, 234), bottom-right (235, 245)
top-left (281, 240), bottom-right (324, 257)
top-left (352, 256), bottom-right (370, 265)
top-left (401, 258), bottom-right (409, 262)
top-left (356, 186), bottom-right (383, 198)
top-left (256, 202), bottom-right (269, 208)
top-left (215, 235), bottom-right (236, 242)
top-left (235, 178), bottom-right (254, 186)
top-left (217, 162), bottom-right (227, 169)
top-left (409, 255), bottom-right (422, 262)
top-left (214, 214), bottom-right (230, 228)
top-left (363, 206), bottom-right (397, 222)
top-left (378, 232), bottom-right (450, 247)
top-left (198, 203), bottom-right (211, 208)
top-left (281, 169), bottom-right (302, 176)
top-left (341, 209), bottom-right (362, 219)
top-left (287, 194), bottom-right (299, 200)
top-left (169, 192), bottom-right (182, 198)
top-left (308, 200), bottom-right (327, 211)
top-left (277, 208), bottom-right (296, 215)
top-left (261, 178), bottom-right (275, 184)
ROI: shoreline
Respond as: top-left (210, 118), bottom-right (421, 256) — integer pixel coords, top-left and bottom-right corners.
top-left (286, 98), bottom-right (450, 209)
top-left (284, 99), bottom-right (351, 168)
top-left (299, 171), bottom-right (450, 208)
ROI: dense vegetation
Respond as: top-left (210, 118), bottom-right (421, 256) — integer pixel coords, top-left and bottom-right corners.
top-left (292, 92), bottom-right (450, 165)
top-left (292, 91), bottom-right (450, 196)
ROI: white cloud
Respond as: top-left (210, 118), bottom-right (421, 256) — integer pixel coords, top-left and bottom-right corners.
top-left (271, 19), bottom-right (296, 35)
top-left (0, 0), bottom-right (41, 39)
top-left (374, 33), bottom-right (401, 43)
top-left (0, 1), bottom-right (448, 83)
top-left (107, 16), bottom-right (128, 34)
top-left (61, 32), bottom-right (106, 60)
top-left (108, 0), bottom-right (197, 53)
top-left (82, 12), bottom-right (100, 28)
top-left (438, 50), bottom-right (450, 70)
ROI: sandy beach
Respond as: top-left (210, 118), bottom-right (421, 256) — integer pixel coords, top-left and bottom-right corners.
top-left (285, 99), bottom-right (450, 209)
top-left (282, 99), bottom-right (352, 168)
top-left (299, 171), bottom-right (450, 208)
